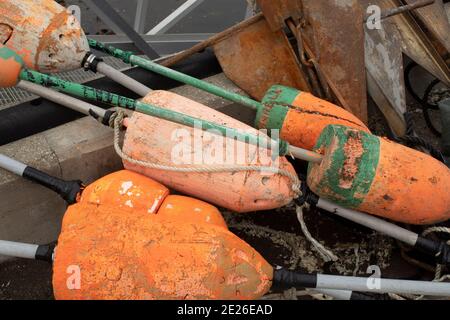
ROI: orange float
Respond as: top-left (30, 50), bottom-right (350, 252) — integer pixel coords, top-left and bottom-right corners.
top-left (0, 0), bottom-right (89, 72)
top-left (259, 85), bottom-right (370, 150)
top-left (0, 46), bottom-right (23, 88)
top-left (308, 125), bottom-right (450, 225)
top-left (123, 90), bottom-right (298, 213)
top-left (53, 170), bottom-right (272, 300)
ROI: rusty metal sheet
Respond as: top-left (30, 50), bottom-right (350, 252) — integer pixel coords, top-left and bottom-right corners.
top-left (365, 17), bottom-right (407, 136)
top-left (256, 0), bottom-right (303, 31)
top-left (300, 0), bottom-right (368, 123)
top-left (212, 18), bottom-right (311, 101)
top-left (403, 0), bottom-right (450, 53)
top-left (382, 0), bottom-right (450, 86)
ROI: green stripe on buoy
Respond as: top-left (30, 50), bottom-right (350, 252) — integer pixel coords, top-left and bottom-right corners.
top-left (307, 125), bottom-right (380, 208)
top-left (257, 85), bottom-right (301, 130)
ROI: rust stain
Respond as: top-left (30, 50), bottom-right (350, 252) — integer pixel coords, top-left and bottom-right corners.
top-left (339, 131), bottom-right (364, 189)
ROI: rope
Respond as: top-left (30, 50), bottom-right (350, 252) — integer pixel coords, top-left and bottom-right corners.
top-left (110, 111), bottom-right (302, 197)
top-left (296, 204), bottom-right (338, 262)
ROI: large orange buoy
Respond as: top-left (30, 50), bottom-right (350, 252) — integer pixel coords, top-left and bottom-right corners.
top-left (259, 85), bottom-right (370, 150)
top-left (53, 170), bottom-right (272, 300)
top-left (122, 90), bottom-right (298, 213)
top-left (308, 125), bottom-right (450, 225)
top-left (0, 0), bottom-right (89, 72)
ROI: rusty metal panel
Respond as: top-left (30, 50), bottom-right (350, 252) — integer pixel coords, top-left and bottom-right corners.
top-left (403, 0), bottom-right (450, 53)
top-left (300, 0), bottom-right (368, 123)
top-left (256, 0), bottom-right (303, 31)
top-left (382, 0), bottom-right (450, 86)
top-left (212, 18), bottom-right (311, 101)
top-left (365, 17), bottom-right (408, 136)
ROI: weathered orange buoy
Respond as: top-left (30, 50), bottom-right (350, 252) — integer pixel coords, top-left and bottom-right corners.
top-left (123, 90), bottom-right (298, 213)
top-left (0, 0), bottom-right (89, 73)
top-left (308, 125), bottom-right (450, 225)
top-left (53, 170), bottom-right (272, 300)
top-left (259, 85), bottom-right (370, 150)
top-left (0, 45), bottom-right (23, 88)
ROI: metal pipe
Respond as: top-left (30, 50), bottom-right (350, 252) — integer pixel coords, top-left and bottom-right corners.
top-left (89, 38), bottom-right (262, 111)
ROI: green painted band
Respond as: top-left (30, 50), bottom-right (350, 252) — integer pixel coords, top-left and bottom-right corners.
top-left (256, 85), bottom-right (300, 130)
top-left (0, 47), bottom-right (24, 66)
top-left (307, 125), bottom-right (380, 208)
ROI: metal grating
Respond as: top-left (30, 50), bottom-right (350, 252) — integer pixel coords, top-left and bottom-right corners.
top-left (0, 56), bottom-right (132, 110)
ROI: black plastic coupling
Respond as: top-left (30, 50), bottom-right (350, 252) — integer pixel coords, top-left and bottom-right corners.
top-left (294, 183), bottom-right (319, 207)
top-left (82, 52), bottom-right (104, 73)
top-left (35, 242), bottom-right (56, 262)
top-left (22, 167), bottom-right (83, 204)
top-left (272, 268), bottom-right (317, 290)
top-left (415, 237), bottom-right (450, 266)
top-left (89, 109), bottom-right (116, 127)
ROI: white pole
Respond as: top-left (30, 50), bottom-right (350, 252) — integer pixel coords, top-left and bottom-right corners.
top-left (96, 62), bottom-right (152, 97)
top-left (17, 80), bottom-right (106, 118)
top-left (316, 274), bottom-right (450, 297)
top-left (0, 240), bottom-right (39, 260)
top-left (0, 154), bottom-right (27, 176)
top-left (317, 199), bottom-right (419, 246)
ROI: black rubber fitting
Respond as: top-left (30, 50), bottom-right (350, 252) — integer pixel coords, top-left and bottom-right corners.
top-left (22, 167), bottom-right (83, 204)
top-left (272, 269), bottom-right (317, 290)
top-left (416, 237), bottom-right (450, 266)
top-left (35, 242), bottom-right (56, 262)
top-left (82, 52), bottom-right (104, 73)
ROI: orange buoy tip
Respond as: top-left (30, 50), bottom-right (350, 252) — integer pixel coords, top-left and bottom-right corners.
top-left (0, 45), bottom-right (24, 88)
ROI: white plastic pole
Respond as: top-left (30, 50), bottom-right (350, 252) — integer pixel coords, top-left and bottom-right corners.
top-left (17, 80), bottom-right (106, 118)
top-left (0, 240), bottom-right (39, 260)
top-left (316, 274), bottom-right (450, 297)
top-left (317, 199), bottom-right (419, 246)
top-left (96, 62), bottom-right (152, 97)
top-left (0, 154), bottom-right (27, 176)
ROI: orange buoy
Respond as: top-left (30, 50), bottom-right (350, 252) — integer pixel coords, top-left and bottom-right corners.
top-left (0, 0), bottom-right (89, 73)
top-left (53, 170), bottom-right (272, 300)
top-left (122, 90), bottom-right (298, 213)
top-left (259, 85), bottom-right (370, 150)
top-left (308, 125), bottom-right (450, 225)
top-left (0, 45), bottom-right (24, 88)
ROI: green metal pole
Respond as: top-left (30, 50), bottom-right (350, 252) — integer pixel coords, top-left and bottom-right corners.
top-left (88, 39), bottom-right (263, 112)
top-left (19, 69), bottom-right (282, 154)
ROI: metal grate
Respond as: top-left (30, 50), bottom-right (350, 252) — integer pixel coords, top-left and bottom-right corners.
top-left (0, 56), bottom-right (132, 110)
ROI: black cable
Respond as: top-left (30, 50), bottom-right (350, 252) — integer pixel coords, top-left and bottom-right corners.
top-left (405, 62), bottom-right (442, 137)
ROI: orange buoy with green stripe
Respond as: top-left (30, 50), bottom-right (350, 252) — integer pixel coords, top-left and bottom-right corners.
top-left (53, 170), bottom-right (272, 300)
top-left (258, 85), bottom-right (370, 150)
top-left (307, 125), bottom-right (450, 225)
top-left (0, 46), bottom-right (23, 88)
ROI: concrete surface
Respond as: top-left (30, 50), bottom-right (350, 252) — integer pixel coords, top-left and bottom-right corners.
top-left (0, 73), bottom-right (247, 263)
